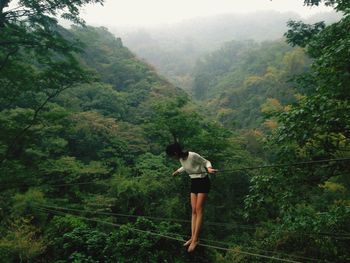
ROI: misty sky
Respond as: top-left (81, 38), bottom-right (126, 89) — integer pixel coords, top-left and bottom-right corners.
top-left (80, 0), bottom-right (334, 26)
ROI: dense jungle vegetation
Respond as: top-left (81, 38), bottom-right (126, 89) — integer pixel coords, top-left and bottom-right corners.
top-left (0, 0), bottom-right (349, 262)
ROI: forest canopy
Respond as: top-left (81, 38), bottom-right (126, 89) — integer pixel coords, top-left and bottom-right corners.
top-left (0, 0), bottom-right (349, 262)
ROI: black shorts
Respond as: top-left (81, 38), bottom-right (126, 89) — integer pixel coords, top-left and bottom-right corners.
top-left (190, 176), bottom-right (211, 194)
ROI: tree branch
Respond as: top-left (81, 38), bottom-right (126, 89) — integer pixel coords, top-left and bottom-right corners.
top-left (0, 47), bottom-right (18, 71)
top-left (0, 83), bottom-right (75, 165)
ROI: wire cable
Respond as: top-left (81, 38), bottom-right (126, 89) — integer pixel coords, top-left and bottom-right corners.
top-left (196, 237), bottom-right (319, 262)
top-left (128, 226), bottom-right (320, 262)
top-left (34, 203), bottom-right (350, 239)
top-left (215, 157), bottom-right (350, 174)
top-left (2, 157), bottom-right (350, 191)
top-left (34, 203), bottom-right (257, 230)
top-left (36, 206), bottom-right (323, 262)
top-left (35, 206), bottom-right (305, 263)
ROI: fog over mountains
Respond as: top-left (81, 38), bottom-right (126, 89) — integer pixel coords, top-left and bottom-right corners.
top-left (109, 10), bottom-right (341, 90)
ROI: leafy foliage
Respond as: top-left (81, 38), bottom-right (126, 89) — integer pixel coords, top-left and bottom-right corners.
top-left (192, 40), bottom-right (309, 129)
top-left (242, 1), bottom-right (350, 261)
top-left (1, 0), bottom-right (349, 262)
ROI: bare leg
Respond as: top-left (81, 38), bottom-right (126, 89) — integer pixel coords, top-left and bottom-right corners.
top-left (184, 193), bottom-right (197, 246)
top-left (188, 193), bottom-right (207, 252)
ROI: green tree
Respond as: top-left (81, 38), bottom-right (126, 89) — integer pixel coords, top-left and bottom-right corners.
top-left (0, 217), bottom-right (46, 262)
top-left (0, 0), bottom-right (103, 164)
top-left (244, 1), bottom-right (350, 261)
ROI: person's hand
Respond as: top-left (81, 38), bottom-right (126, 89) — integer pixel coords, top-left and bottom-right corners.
top-left (207, 167), bottom-right (218, 174)
top-left (172, 171), bottom-right (178, 176)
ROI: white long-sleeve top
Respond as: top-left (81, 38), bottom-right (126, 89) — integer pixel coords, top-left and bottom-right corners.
top-left (177, 151), bottom-right (212, 179)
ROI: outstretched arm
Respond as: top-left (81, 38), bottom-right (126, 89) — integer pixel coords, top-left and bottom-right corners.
top-left (206, 167), bottom-right (218, 173)
top-left (172, 166), bottom-right (184, 176)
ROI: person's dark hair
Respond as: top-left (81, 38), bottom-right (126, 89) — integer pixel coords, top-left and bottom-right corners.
top-left (166, 142), bottom-right (188, 159)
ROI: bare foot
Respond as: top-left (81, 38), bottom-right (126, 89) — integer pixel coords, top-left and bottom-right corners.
top-left (187, 240), bottom-right (199, 252)
top-left (183, 238), bottom-right (192, 246)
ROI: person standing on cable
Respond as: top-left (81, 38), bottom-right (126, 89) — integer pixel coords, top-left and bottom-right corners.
top-left (166, 142), bottom-right (217, 252)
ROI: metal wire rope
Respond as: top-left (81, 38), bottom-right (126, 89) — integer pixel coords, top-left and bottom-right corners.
top-left (35, 206), bottom-right (305, 263)
top-left (34, 203), bottom-right (350, 239)
top-left (1, 157), bottom-right (350, 191)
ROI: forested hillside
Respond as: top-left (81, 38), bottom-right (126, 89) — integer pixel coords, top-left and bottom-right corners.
top-left (0, 1), bottom-right (253, 262)
top-left (192, 40), bottom-right (310, 129)
top-left (114, 11), bottom-right (340, 91)
top-left (0, 0), bottom-right (349, 262)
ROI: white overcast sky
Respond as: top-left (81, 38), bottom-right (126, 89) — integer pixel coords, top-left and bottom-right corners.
top-left (80, 0), bottom-right (334, 26)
